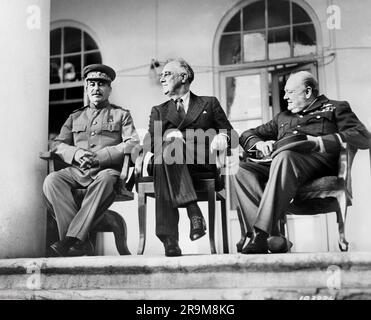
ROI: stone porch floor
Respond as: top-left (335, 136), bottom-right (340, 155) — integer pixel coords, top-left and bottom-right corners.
top-left (1, 252), bottom-right (371, 300)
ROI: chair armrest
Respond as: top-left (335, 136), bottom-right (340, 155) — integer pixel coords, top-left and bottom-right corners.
top-left (39, 150), bottom-right (61, 172)
top-left (337, 143), bottom-right (348, 181)
top-left (338, 143), bottom-right (358, 199)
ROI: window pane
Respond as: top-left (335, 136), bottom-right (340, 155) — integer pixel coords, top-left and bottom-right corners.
top-left (243, 32), bottom-right (266, 62)
top-left (49, 89), bottom-right (64, 102)
top-left (66, 86), bottom-right (84, 100)
top-left (226, 74), bottom-right (262, 121)
top-left (50, 57), bottom-right (61, 84)
top-left (84, 52), bottom-right (102, 68)
top-left (293, 24), bottom-right (316, 56)
top-left (268, 27), bottom-right (290, 60)
top-left (64, 27), bottom-right (82, 54)
top-left (224, 11), bottom-right (240, 32)
top-left (50, 29), bottom-right (61, 55)
top-left (268, 0), bottom-right (290, 27)
top-left (62, 55), bottom-right (81, 82)
top-left (219, 34), bottom-right (241, 65)
top-left (84, 32), bottom-right (99, 51)
top-left (49, 102), bottom-right (82, 134)
top-left (243, 1), bottom-right (265, 31)
top-left (293, 3), bottom-right (312, 24)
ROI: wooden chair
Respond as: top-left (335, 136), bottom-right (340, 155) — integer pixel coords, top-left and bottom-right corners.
top-left (40, 151), bottom-right (134, 256)
top-left (283, 143), bottom-right (357, 252)
top-left (235, 143), bottom-right (358, 253)
top-left (134, 150), bottom-right (229, 255)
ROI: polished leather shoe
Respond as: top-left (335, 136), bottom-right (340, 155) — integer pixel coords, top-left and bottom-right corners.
top-left (50, 236), bottom-right (77, 257)
top-left (67, 239), bottom-right (94, 257)
top-left (268, 236), bottom-right (293, 253)
top-left (189, 215), bottom-right (206, 241)
top-left (241, 232), bottom-right (268, 254)
top-left (162, 236), bottom-right (182, 257)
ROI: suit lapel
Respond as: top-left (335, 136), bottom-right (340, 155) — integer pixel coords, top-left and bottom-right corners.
top-left (179, 92), bottom-right (204, 129)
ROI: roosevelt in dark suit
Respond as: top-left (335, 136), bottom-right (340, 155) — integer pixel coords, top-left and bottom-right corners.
top-left (230, 71), bottom-right (371, 254)
top-left (145, 58), bottom-right (235, 256)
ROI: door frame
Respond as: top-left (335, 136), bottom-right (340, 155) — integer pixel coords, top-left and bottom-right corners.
top-left (271, 63), bottom-right (318, 116)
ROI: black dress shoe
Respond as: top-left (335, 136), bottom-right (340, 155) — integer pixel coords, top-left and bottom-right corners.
top-left (241, 231), bottom-right (268, 254)
top-left (189, 215), bottom-right (206, 241)
top-left (67, 239), bottom-right (94, 257)
top-left (50, 237), bottom-right (77, 257)
top-left (268, 236), bottom-right (293, 253)
top-left (162, 236), bottom-right (182, 257)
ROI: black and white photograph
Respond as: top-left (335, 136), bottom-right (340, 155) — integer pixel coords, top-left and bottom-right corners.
top-left (0, 0), bottom-right (371, 305)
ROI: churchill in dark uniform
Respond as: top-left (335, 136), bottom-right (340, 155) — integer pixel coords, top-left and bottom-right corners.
top-left (145, 58), bottom-right (235, 256)
top-left (231, 71), bottom-right (370, 254)
top-left (43, 64), bottom-right (140, 256)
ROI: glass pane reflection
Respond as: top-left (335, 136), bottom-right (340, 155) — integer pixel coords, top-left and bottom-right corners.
top-left (244, 32), bottom-right (266, 62)
top-left (268, 27), bottom-right (290, 60)
top-left (220, 34), bottom-right (241, 65)
top-left (293, 24), bottom-right (316, 56)
top-left (226, 74), bottom-right (262, 121)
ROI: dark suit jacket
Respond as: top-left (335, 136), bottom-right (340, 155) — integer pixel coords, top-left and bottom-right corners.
top-left (240, 95), bottom-right (371, 156)
top-left (145, 92), bottom-right (235, 207)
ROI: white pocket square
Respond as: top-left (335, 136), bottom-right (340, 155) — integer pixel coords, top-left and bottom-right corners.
top-left (202, 110), bottom-right (207, 114)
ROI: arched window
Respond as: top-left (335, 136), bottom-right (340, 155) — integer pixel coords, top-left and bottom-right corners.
top-left (219, 0), bottom-right (317, 65)
top-left (49, 24), bottom-right (102, 133)
top-left (215, 0), bottom-right (320, 133)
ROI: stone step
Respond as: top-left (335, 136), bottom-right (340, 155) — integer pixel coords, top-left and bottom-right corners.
top-left (1, 252), bottom-right (371, 300)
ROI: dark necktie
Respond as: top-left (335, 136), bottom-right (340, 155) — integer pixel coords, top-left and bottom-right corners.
top-left (176, 98), bottom-right (186, 120)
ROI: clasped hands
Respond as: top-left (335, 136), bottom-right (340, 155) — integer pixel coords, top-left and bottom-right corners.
top-left (74, 149), bottom-right (99, 169)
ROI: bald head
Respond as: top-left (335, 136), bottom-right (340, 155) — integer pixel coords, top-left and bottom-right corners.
top-left (289, 71), bottom-right (319, 97)
top-left (284, 71), bottom-right (318, 113)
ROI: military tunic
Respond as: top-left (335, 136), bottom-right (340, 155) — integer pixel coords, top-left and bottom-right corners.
top-left (43, 101), bottom-right (140, 240)
top-left (231, 95), bottom-right (371, 235)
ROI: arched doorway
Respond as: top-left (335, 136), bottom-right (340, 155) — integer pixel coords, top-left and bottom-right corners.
top-left (214, 0), bottom-right (322, 134)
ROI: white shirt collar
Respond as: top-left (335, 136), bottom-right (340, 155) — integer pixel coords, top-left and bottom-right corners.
top-left (173, 91), bottom-right (190, 113)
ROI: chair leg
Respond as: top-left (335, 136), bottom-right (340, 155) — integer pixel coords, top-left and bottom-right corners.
top-left (220, 198), bottom-right (229, 254)
top-left (106, 210), bottom-right (131, 255)
top-left (207, 188), bottom-right (217, 254)
top-left (336, 193), bottom-right (349, 252)
top-left (236, 207), bottom-right (247, 253)
top-left (137, 186), bottom-right (147, 255)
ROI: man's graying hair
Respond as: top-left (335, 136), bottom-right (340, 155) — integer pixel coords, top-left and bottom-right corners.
top-left (291, 70), bottom-right (319, 97)
top-left (166, 58), bottom-right (195, 84)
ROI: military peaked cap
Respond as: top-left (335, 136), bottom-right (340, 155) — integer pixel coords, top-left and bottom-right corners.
top-left (83, 64), bottom-right (116, 82)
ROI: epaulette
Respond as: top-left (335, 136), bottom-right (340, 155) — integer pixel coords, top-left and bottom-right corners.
top-left (72, 105), bottom-right (89, 113)
top-left (110, 103), bottom-right (130, 112)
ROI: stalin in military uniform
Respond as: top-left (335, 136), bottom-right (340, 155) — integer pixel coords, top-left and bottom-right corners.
top-left (230, 71), bottom-right (370, 254)
top-left (43, 64), bottom-right (140, 256)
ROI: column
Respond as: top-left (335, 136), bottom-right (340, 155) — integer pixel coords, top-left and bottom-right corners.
top-left (0, 0), bottom-right (50, 258)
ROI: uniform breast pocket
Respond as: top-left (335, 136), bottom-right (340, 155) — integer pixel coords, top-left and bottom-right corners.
top-left (306, 112), bottom-right (335, 135)
top-left (72, 123), bottom-right (87, 143)
top-left (101, 123), bottom-right (121, 138)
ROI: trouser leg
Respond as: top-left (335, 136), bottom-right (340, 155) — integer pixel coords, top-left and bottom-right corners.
top-left (229, 161), bottom-right (270, 235)
top-left (154, 162), bottom-right (180, 240)
top-left (43, 169), bottom-right (81, 240)
top-left (66, 170), bottom-right (118, 241)
top-left (255, 151), bottom-right (335, 234)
